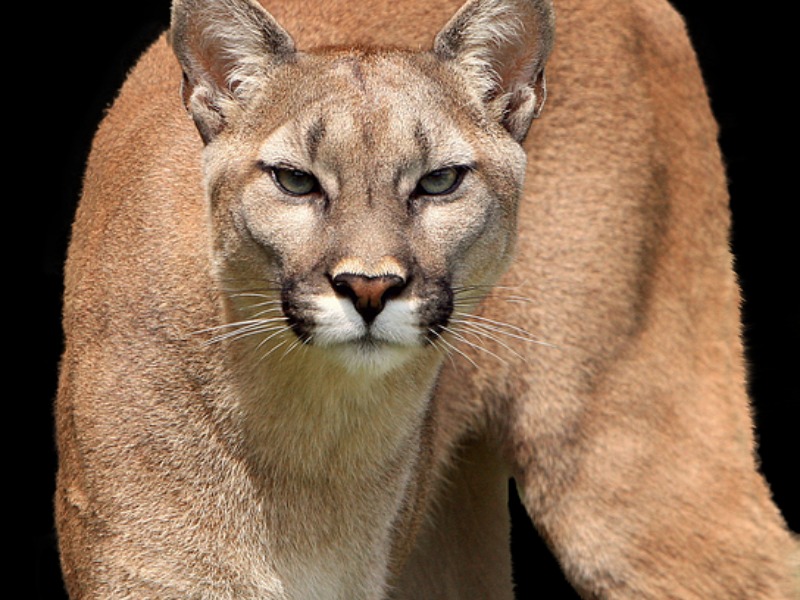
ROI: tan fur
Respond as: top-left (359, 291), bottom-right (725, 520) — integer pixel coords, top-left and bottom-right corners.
top-left (56, 0), bottom-right (799, 598)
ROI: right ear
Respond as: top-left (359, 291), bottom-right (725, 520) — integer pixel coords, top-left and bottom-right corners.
top-left (169, 0), bottom-right (296, 143)
top-left (434, 0), bottom-right (555, 142)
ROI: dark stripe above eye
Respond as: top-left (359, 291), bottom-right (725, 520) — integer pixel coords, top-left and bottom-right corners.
top-left (413, 121), bottom-right (432, 166)
top-left (306, 118), bottom-right (326, 163)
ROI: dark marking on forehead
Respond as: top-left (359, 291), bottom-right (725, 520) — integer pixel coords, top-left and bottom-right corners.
top-left (366, 182), bottom-right (375, 209)
top-left (349, 59), bottom-right (368, 93)
top-left (332, 55), bottom-right (377, 149)
top-left (306, 118), bottom-right (326, 163)
top-left (392, 121), bottom-right (434, 195)
top-left (413, 121), bottom-right (432, 167)
top-left (332, 54), bottom-right (370, 95)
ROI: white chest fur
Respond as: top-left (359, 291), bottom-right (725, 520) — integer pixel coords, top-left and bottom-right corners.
top-left (231, 344), bottom-right (438, 599)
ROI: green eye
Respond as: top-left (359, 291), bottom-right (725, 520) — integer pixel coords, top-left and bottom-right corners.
top-left (416, 167), bottom-right (466, 196)
top-left (271, 167), bottom-right (320, 196)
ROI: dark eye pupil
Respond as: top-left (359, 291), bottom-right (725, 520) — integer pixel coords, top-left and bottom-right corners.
top-left (417, 167), bottom-right (462, 196)
top-left (272, 168), bottom-right (318, 196)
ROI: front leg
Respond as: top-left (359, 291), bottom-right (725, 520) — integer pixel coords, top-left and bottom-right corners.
top-left (507, 359), bottom-right (799, 599)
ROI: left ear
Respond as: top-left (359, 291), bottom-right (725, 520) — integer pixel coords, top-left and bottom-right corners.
top-left (169, 0), bottom-right (297, 143)
top-left (434, 0), bottom-right (555, 141)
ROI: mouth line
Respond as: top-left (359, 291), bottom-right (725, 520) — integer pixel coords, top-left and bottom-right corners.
top-left (320, 331), bottom-right (416, 350)
top-left (285, 311), bottom-right (450, 347)
top-left (353, 333), bottom-right (402, 347)
top-left (282, 286), bottom-right (452, 350)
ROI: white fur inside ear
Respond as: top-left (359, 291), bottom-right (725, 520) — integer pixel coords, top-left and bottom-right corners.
top-left (441, 0), bottom-right (531, 98)
top-left (170, 0), bottom-right (296, 140)
top-left (434, 0), bottom-right (555, 139)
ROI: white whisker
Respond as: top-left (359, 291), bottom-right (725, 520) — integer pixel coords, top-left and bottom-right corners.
top-left (441, 325), bottom-right (510, 366)
top-left (248, 299), bottom-right (284, 309)
top-left (429, 328), bottom-right (479, 369)
top-left (229, 292), bottom-right (276, 299)
top-left (453, 311), bottom-right (558, 349)
top-left (207, 326), bottom-right (288, 346)
top-left (428, 332), bottom-right (459, 370)
top-left (450, 316), bottom-right (556, 350)
top-left (253, 325), bottom-right (293, 352)
top-left (449, 319), bottom-right (526, 361)
top-left (280, 338), bottom-right (304, 361)
top-left (194, 316), bottom-right (291, 347)
top-left (193, 317), bottom-right (286, 335)
top-left (503, 295), bottom-right (533, 305)
top-left (250, 307), bottom-right (285, 318)
top-left (259, 338), bottom-right (290, 364)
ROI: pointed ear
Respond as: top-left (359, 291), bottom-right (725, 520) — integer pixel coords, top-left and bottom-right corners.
top-left (169, 0), bottom-right (296, 143)
top-left (434, 0), bottom-right (555, 141)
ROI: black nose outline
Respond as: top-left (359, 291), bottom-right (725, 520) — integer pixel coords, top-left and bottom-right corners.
top-left (331, 273), bottom-right (407, 323)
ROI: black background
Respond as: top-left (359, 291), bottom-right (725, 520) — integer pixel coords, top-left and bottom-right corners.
top-left (27, 1), bottom-right (796, 598)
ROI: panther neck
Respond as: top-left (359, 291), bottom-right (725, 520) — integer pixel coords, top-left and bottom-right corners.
top-left (227, 341), bottom-right (442, 598)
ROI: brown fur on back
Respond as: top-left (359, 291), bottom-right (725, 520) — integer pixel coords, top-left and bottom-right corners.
top-left (57, 0), bottom-right (799, 598)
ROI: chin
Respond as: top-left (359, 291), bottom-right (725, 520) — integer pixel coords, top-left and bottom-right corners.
top-left (300, 295), bottom-right (430, 376)
top-left (323, 339), bottom-right (421, 377)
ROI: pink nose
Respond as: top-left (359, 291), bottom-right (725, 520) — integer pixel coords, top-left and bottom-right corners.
top-left (331, 273), bottom-right (407, 323)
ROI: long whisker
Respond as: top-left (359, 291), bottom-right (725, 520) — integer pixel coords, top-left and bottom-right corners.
top-left (448, 319), bottom-right (526, 361)
top-left (452, 283), bottom-right (527, 293)
top-left (450, 315), bottom-right (557, 351)
top-left (452, 311), bottom-right (558, 349)
top-left (253, 325), bottom-right (293, 352)
top-left (193, 317), bottom-right (288, 336)
top-left (279, 337), bottom-right (305, 361)
top-left (250, 306), bottom-right (285, 318)
top-left (228, 292), bottom-right (279, 300)
top-left (428, 328), bottom-right (479, 369)
top-left (193, 318), bottom-right (289, 347)
top-left (440, 325), bottom-right (510, 366)
top-left (453, 293), bottom-right (533, 306)
top-left (502, 296), bottom-right (534, 305)
top-left (237, 298), bottom-right (284, 310)
top-left (454, 285), bottom-right (532, 299)
top-left (259, 338), bottom-right (290, 364)
top-left (217, 276), bottom-right (282, 289)
top-left (427, 329), bottom-right (459, 370)
top-left (453, 294), bottom-right (533, 306)
top-left (207, 324), bottom-right (289, 346)
top-left (452, 286), bottom-right (536, 315)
